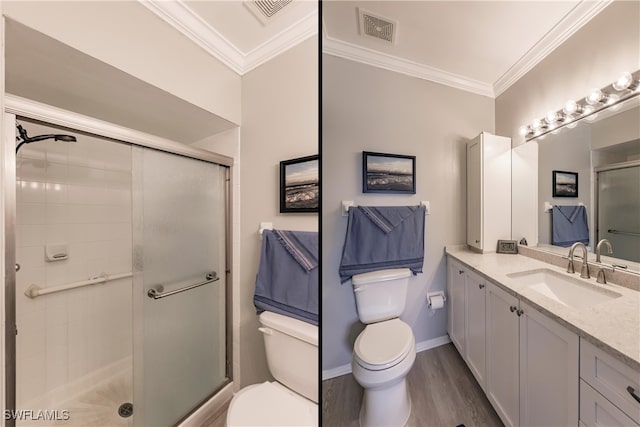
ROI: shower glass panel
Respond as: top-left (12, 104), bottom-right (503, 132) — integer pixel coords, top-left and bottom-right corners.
top-left (14, 120), bottom-right (134, 426)
top-left (597, 165), bottom-right (640, 263)
top-left (132, 147), bottom-right (228, 426)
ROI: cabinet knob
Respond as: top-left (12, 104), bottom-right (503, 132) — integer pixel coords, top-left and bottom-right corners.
top-left (475, 240), bottom-right (480, 244)
top-left (517, 309), bottom-right (524, 317)
top-left (479, 283), bottom-right (485, 289)
top-left (459, 270), bottom-right (464, 275)
top-left (509, 305), bottom-right (517, 312)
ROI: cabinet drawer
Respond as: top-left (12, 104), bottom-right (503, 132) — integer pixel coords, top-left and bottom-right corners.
top-left (580, 380), bottom-right (639, 427)
top-left (580, 339), bottom-right (640, 424)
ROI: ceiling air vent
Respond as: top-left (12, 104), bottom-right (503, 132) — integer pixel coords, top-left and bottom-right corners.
top-left (245, 0), bottom-right (294, 25)
top-left (358, 9), bottom-right (397, 44)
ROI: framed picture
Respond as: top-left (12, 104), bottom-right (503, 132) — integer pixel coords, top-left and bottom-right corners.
top-left (552, 170), bottom-right (578, 197)
top-left (280, 155), bottom-right (319, 213)
top-left (362, 151), bottom-right (416, 194)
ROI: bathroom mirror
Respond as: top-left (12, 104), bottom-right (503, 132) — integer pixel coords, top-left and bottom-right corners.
top-left (515, 99), bottom-right (640, 272)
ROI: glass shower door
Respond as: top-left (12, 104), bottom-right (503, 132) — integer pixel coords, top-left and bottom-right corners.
top-left (132, 147), bottom-right (228, 426)
top-left (597, 164), bottom-right (640, 263)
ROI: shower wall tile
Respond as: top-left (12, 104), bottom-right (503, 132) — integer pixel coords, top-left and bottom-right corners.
top-left (20, 181), bottom-right (46, 203)
top-left (16, 203), bottom-right (45, 225)
top-left (17, 224), bottom-right (47, 247)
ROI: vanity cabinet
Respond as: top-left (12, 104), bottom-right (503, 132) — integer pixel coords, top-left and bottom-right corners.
top-left (485, 281), bottom-right (579, 427)
top-left (447, 257), bottom-right (466, 354)
top-left (465, 269), bottom-right (486, 391)
top-left (466, 132), bottom-right (512, 252)
top-left (486, 282), bottom-right (520, 427)
top-left (579, 339), bottom-right (640, 426)
top-left (447, 256), bottom-right (579, 427)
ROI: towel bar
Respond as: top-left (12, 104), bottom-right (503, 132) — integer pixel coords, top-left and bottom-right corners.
top-left (341, 201), bottom-right (430, 217)
top-left (544, 201), bottom-right (585, 212)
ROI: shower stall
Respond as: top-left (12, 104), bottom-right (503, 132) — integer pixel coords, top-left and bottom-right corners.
top-left (4, 112), bottom-right (232, 426)
top-left (596, 162), bottom-right (640, 263)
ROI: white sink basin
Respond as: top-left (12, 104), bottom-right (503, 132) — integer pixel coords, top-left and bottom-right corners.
top-left (506, 268), bottom-right (621, 309)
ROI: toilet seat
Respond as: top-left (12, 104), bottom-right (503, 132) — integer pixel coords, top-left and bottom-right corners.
top-left (354, 318), bottom-right (413, 371)
top-left (226, 381), bottom-right (317, 426)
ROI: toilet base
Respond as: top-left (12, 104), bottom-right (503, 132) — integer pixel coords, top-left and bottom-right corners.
top-left (359, 377), bottom-right (411, 427)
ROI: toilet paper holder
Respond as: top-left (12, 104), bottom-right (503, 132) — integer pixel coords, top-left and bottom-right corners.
top-left (427, 291), bottom-right (446, 308)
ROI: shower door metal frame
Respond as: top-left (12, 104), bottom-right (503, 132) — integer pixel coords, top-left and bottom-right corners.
top-left (3, 95), bottom-right (235, 424)
top-left (3, 111), bottom-right (17, 427)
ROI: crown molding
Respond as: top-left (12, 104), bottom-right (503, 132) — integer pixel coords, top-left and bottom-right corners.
top-left (140, 0), bottom-right (317, 76)
top-left (493, 0), bottom-right (613, 97)
top-left (140, 0), bottom-right (245, 74)
top-left (243, 10), bottom-right (318, 73)
top-left (322, 36), bottom-right (495, 98)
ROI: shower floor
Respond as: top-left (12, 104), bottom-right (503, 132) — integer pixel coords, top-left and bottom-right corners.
top-left (18, 368), bottom-right (132, 427)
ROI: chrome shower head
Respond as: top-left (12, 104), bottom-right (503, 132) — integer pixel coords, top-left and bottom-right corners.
top-left (15, 123), bottom-right (77, 154)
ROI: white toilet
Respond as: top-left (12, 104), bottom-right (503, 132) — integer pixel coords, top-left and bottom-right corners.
top-left (351, 268), bottom-right (416, 427)
top-left (226, 311), bottom-right (318, 426)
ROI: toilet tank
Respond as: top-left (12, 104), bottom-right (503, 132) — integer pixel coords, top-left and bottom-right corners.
top-left (352, 268), bottom-right (411, 324)
top-left (258, 311), bottom-right (318, 403)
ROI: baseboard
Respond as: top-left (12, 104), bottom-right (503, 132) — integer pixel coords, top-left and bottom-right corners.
top-left (415, 334), bottom-right (451, 353)
top-left (322, 363), bottom-right (353, 381)
top-left (322, 334), bottom-right (451, 381)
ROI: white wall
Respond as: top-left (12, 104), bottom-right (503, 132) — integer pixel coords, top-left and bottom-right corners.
top-left (496, 1), bottom-right (640, 145)
top-left (238, 36), bottom-right (318, 387)
top-left (322, 55), bottom-right (494, 373)
top-left (2, 1), bottom-right (241, 125)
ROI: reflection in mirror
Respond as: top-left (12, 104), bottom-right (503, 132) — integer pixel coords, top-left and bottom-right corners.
top-left (535, 101), bottom-right (640, 269)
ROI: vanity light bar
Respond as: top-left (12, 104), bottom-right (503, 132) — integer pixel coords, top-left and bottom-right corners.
top-left (519, 70), bottom-right (640, 142)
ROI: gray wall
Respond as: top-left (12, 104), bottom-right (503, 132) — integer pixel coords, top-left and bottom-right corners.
top-left (537, 125), bottom-right (592, 245)
top-left (240, 37), bottom-right (318, 387)
top-left (496, 1), bottom-right (640, 145)
top-left (322, 55), bottom-right (494, 373)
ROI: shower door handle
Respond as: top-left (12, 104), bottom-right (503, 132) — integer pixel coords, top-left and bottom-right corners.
top-left (147, 272), bottom-right (219, 300)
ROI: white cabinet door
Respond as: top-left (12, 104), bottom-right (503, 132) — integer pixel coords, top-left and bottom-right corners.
top-left (486, 282), bottom-right (519, 427)
top-left (519, 301), bottom-right (579, 427)
top-left (447, 258), bottom-right (466, 354)
top-left (467, 138), bottom-right (482, 250)
top-left (465, 269), bottom-right (486, 391)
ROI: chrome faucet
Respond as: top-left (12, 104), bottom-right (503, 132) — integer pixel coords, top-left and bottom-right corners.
top-left (596, 239), bottom-right (613, 262)
top-left (595, 239), bottom-right (613, 284)
top-left (567, 242), bottom-right (590, 279)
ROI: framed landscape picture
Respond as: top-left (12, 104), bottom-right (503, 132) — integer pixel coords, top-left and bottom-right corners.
top-left (553, 170), bottom-right (578, 197)
top-left (362, 151), bottom-right (416, 194)
top-left (280, 155), bottom-right (319, 213)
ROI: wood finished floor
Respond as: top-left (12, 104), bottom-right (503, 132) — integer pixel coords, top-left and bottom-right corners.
top-left (322, 343), bottom-right (503, 427)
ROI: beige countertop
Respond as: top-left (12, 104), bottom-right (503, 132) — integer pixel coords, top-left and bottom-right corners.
top-left (446, 246), bottom-right (640, 372)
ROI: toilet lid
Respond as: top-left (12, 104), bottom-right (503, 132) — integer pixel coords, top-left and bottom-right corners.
top-left (226, 382), bottom-right (317, 426)
top-left (354, 319), bottom-right (414, 371)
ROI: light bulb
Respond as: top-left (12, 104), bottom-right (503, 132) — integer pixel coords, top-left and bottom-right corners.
top-left (532, 118), bottom-right (542, 129)
top-left (546, 111), bottom-right (558, 123)
top-left (586, 88), bottom-right (605, 105)
top-left (518, 126), bottom-right (529, 136)
top-left (563, 100), bottom-right (579, 115)
top-left (613, 72), bottom-right (633, 91)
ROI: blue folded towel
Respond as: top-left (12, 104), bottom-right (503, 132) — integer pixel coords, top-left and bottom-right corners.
top-left (254, 230), bottom-right (318, 325)
top-left (552, 205), bottom-right (589, 247)
top-left (339, 205), bottom-right (425, 282)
